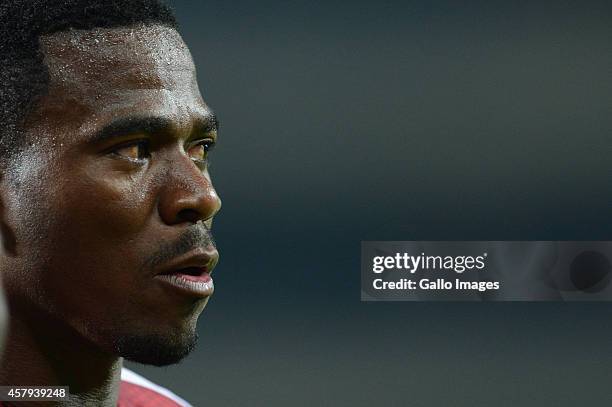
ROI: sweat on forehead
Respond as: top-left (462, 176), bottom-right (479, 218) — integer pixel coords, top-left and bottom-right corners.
top-left (38, 24), bottom-right (195, 88)
top-left (18, 22), bottom-right (207, 150)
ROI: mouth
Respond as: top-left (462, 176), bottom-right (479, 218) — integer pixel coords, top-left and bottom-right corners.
top-left (153, 249), bottom-right (218, 298)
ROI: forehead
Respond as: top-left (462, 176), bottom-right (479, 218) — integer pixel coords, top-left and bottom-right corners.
top-left (31, 24), bottom-right (206, 138)
top-left (40, 24), bottom-right (195, 91)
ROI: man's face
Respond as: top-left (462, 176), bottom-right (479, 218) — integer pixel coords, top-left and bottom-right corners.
top-left (1, 24), bottom-right (221, 365)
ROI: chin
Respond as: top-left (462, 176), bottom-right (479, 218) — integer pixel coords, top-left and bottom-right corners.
top-left (114, 329), bottom-right (199, 366)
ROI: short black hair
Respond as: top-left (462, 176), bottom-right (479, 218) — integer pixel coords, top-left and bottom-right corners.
top-left (0, 0), bottom-right (177, 159)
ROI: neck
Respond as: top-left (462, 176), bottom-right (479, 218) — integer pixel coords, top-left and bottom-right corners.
top-left (0, 302), bottom-right (122, 407)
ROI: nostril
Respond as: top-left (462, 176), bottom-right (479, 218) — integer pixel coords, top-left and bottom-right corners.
top-left (176, 208), bottom-right (202, 224)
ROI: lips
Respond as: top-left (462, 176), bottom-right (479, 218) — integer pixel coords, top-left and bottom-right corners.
top-left (153, 248), bottom-right (218, 297)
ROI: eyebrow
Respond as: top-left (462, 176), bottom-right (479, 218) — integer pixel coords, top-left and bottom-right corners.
top-left (86, 113), bottom-right (219, 144)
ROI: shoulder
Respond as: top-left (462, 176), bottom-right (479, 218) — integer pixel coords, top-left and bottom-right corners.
top-left (119, 367), bottom-right (192, 407)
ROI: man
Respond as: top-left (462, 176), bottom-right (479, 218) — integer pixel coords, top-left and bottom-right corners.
top-left (0, 0), bottom-right (221, 405)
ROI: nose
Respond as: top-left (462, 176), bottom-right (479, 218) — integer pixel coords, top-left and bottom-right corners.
top-left (157, 157), bottom-right (221, 226)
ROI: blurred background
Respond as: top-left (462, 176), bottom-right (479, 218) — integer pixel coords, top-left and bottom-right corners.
top-left (126, 1), bottom-right (612, 405)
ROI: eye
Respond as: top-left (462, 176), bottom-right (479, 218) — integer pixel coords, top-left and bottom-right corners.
top-left (112, 141), bottom-right (150, 161)
top-left (187, 139), bottom-right (215, 163)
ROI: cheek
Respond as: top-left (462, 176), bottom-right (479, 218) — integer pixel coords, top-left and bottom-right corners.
top-left (16, 165), bottom-right (160, 299)
top-left (9, 161), bottom-right (160, 278)
top-left (61, 165), bottom-right (157, 237)
top-left (3, 161), bottom-right (157, 317)
top-left (9, 153), bottom-right (157, 238)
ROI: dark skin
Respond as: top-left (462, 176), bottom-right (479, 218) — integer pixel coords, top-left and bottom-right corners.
top-left (0, 24), bottom-right (221, 406)
top-left (0, 275), bottom-right (6, 353)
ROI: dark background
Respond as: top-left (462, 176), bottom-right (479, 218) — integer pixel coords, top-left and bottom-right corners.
top-left (126, 1), bottom-right (612, 405)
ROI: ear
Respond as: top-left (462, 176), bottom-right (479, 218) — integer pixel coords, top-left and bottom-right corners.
top-left (0, 177), bottom-right (17, 257)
